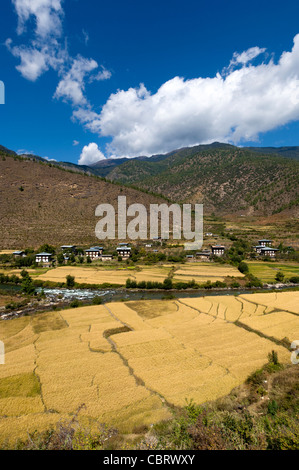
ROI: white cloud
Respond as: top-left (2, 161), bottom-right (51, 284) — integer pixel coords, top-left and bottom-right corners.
top-left (6, 40), bottom-right (49, 81)
top-left (78, 143), bottom-right (106, 165)
top-left (8, 0), bottom-right (111, 113)
top-left (17, 148), bottom-right (35, 155)
top-left (75, 35), bottom-right (299, 158)
top-left (44, 156), bottom-right (57, 161)
top-left (12, 0), bottom-right (64, 38)
top-left (227, 46), bottom-right (266, 69)
top-left (89, 66), bottom-right (112, 83)
top-left (73, 140), bottom-right (79, 146)
top-left (82, 29), bottom-right (89, 45)
top-left (54, 56), bottom-right (98, 106)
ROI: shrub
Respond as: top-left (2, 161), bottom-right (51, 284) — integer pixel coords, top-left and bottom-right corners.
top-left (92, 296), bottom-right (103, 305)
top-left (275, 271), bottom-right (285, 282)
top-left (238, 261), bottom-right (249, 274)
top-left (66, 275), bottom-right (75, 288)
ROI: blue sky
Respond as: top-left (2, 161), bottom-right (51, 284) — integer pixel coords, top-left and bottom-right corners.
top-left (2, 0), bottom-right (299, 164)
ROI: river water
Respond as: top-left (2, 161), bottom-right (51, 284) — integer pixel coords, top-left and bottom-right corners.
top-left (1, 283), bottom-right (296, 305)
top-left (35, 285), bottom-right (293, 303)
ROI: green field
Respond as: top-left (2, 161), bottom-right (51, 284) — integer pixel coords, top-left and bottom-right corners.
top-left (247, 261), bottom-right (299, 282)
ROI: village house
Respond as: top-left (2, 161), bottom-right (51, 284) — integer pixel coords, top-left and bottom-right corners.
top-left (211, 245), bottom-right (225, 256)
top-left (61, 245), bottom-right (77, 254)
top-left (35, 252), bottom-right (53, 266)
top-left (253, 245), bottom-right (264, 255)
top-left (186, 254), bottom-right (194, 261)
top-left (117, 246), bottom-right (131, 259)
top-left (13, 250), bottom-right (26, 258)
top-left (260, 247), bottom-right (279, 258)
top-left (258, 239), bottom-right (273, 247)
top-left (196, 249), bottom-right (211, 261)
top-left (101, 254), bottom-right (114, 261)
top-left (85, 246), bottom-right (103, 259)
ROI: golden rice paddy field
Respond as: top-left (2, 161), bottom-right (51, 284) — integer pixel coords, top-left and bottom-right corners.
top-left (0, 291), bottom-right (298, 445)
top-left (35, 265), bottom-right (173, 285)
top-left (34, 262), bottom-right (242, 286)
top-left (172, 263), bottom-right (244, 283)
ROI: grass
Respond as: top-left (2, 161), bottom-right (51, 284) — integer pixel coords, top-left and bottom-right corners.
top-left (247, 261), bottom-right (299, 283)
top-left (0, 373), bottom-right (40, 398)
top-left (31, 312), bottom-right (68, 334)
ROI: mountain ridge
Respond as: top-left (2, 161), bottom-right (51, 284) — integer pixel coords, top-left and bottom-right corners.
top-left (1, 142), bottom-right (298, 219)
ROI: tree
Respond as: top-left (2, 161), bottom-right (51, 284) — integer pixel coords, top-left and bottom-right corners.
top-left (238, 261), bottom-right (249, 274)
top-left (66, 275), bottom-right (75, 288)
top-left (38, 244), bottom-right (56, 255)
top-left (21, 272), bottom-right (35, 295)
top-left (163, 278), bottom-right (173, 290)
top-left (275, 271), bottom-right (285, 282)
top-left (57, 253), bottom-right (65, 266)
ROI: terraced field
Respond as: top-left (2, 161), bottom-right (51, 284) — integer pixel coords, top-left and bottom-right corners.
top-left (247, 261), bottom-right (299, 283)
top-left (172, 263), bottom-right (244, 283)
top-left (0, 291), bottom-right (297, 445)
top-left (35, 262), bottom-right (242, 286)
top-left (36, 265), bottom-right (173, 285)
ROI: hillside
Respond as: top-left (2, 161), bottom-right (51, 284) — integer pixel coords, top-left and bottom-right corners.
top-left (246, 146), bottom-right (299, 160)
top-left (106, 148), bottom-right (299, 216)
top-left (0, 152), bottom-right (167, 249)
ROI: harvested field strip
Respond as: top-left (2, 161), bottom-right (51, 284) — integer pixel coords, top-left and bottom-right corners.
top-left (240, 292), bottom-right (299, 316)
top-left (31, 312), bottom-right (68, 334)
top-left (235, 320), bottom-right (292, 349)
top-left (0, 316), bottom-right (30, 341)
top-left (103, 326), bottom-right (132, 339)
top-left (126, 300), bottom-right (179, 319)
top-left (36, 265), bottom-right (172, 286)
top-left (107, 303), bottom-right (153, 331)
top-left (0, 291), bottom-right (297, 444)
top-left (237, 311), bottom-right (299, 344)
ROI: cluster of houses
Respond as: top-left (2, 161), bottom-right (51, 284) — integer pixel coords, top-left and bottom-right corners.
top-left (12, 237), bottom-right (280, 267)
top-left (186, 239), bottom-right (279, 261)
top-left (252, 239), bottom-right (278, 258)
top-left (13, 243), bottom-right (132, 267)
top-left (186, 245), bottom-right (226, 261)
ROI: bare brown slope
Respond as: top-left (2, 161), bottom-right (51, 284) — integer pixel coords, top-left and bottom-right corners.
top-left (0, 155), bottom-right (165, 249)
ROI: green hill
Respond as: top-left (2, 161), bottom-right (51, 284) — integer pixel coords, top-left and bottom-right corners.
top-left (105, 147), bottom-right (299, 216)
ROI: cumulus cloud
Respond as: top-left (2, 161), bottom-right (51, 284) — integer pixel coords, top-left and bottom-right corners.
top-left (12, 0), bottom-right (64, 38)
top-left (89, 66), bottom-right (112, 83)
top-left (78, 143), bottom-right (106, 165)
top-left (6, 40), bottom-right (49, 81)
top-left (7, 0), bottom-right (111, 112)
top-left (74, 35), bottom-right (299, 158)
top-left (54, 56), bottom-right (98, 106)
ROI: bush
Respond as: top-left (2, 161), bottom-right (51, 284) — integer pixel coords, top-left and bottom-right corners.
top-left (66, 275), bottom-right (75, 288)
top-left (92, 296), bottom-right (103, 305)
top-left (238, 261), bottom-right (249, 274)
top-left (275, 271), bottom-right (285, 282)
